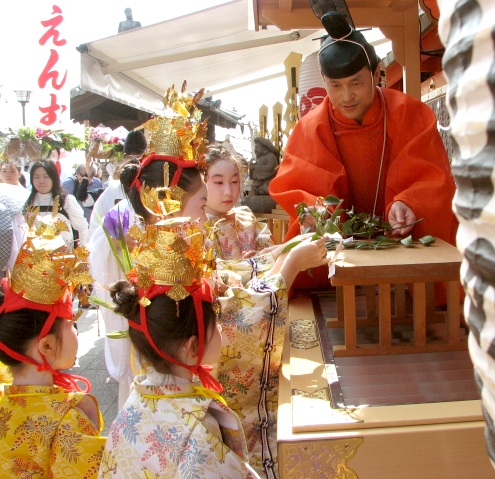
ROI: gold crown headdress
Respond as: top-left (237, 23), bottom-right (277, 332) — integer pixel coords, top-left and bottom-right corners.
top-left (138, 160), bottom-right (187, 217)
top-left (127, 216), bottom-right (214, 302)
top-left (143, 80), bottom-right (208, 160)
top-left (10, 237), bottom-right (93, 305)
top-left (12, 197), bottom-right (94, 304)
top-left (0, 210), bottom-right (94, 392)
top-left (129, 83), bottom-right (208, 210)
top-left (124, 220), bottom-right (221, 391)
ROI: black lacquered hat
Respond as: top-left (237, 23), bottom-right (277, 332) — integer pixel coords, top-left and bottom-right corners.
top-left (318, 11), bottom-right (380, 79)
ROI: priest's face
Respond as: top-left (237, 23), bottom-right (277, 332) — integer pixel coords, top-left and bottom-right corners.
top-left (323, 66), bottom-right (380, 124)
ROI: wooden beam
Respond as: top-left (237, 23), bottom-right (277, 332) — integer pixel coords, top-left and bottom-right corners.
top-left (402, 1), bottom-right (421, 98)
top-left (278, 0), bottom-right (292, 12)
top-left (260, 7), bottom-right (407, 30)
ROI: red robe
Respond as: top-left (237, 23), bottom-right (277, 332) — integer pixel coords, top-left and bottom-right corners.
top-left (270, 88), bottom-right (457, 245)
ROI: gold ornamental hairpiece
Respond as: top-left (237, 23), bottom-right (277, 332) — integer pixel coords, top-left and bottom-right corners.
top-left (127, 217), bottom-right (215, 301)
top-left (10, 207), bottom-right (94, 304)
top-left (143, 80), bottom-right (208, 160)
top-left (139, 162), bottom-right (187, 219)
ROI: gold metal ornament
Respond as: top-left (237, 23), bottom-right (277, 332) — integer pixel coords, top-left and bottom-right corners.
top-left (143, 80), bottom-right (208, 160)
top-left (126, 218), bottom-right (213, 302)
top-left (10, 237), bottom-right (94, 305)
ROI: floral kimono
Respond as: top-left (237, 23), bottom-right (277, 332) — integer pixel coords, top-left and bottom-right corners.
top-left (98, 372), bottom-right (259, 479)
top-left (0, 384), bottom-right (106, 479)
top-left (215, 253), bottom-right (276, 289)
top-left (216, 273), bottom-right (289, 479)
top-left (206, 206), bottom-right (273, 260)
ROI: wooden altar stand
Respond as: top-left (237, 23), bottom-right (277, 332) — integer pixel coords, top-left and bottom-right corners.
top-left (276, 239), bottom-right (495, 479)
top-left (330, 238), bottom-right (464, 356)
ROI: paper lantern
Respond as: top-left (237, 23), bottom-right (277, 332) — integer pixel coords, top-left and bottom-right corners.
top-left (298, 51), bottom-right (327, 118)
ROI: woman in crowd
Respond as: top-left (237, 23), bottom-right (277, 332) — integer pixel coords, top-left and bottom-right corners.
top-left (0, 160), bottom-right (27, 189)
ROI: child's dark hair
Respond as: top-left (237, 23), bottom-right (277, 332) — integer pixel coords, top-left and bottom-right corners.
top-left (124, 130), bottom-right (147, 156)
top-left (110, 280), bottom-right (216, 374)
top-left (204, 145), bottom-right (247, 179)
top-left (25, 160), bottom-right (66, 210)
top-left (0, 287), bottom-right (62, 369)
top-left (120, 159), bottom-right (203, 223)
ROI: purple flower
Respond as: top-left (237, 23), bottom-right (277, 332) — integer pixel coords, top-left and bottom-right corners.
top-left (103, 208), bottom-right (130, 239)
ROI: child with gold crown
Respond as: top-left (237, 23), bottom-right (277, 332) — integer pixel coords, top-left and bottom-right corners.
top-left (92, 82), bottom-right (332, 479)
top-left (0, 211), bottom-right (106, 478)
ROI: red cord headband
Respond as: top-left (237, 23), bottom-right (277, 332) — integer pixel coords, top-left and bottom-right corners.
top-left (0, 278), bottom-right (90, 393)
top-left (129, 153), bottom-right (199, 192)
top-left (127, 278), bottom-right (222, 393)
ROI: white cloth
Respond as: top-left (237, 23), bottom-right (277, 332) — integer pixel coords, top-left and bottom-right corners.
top-left (88, 180), bottom-right (125, 238)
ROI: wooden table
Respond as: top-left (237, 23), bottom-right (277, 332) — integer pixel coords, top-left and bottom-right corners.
top-left (330, 238), bottom-right (464, 356)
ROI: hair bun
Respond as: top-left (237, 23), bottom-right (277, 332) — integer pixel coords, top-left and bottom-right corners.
top-left (120, 161), bottom-right (140, 189)
top-left (124, 130), bottom-right (147, 155)
top-left (110, 280), bottom-right (140, 319)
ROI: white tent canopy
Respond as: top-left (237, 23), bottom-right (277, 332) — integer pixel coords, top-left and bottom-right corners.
top-left (79, 0), bottom-right (325, 114)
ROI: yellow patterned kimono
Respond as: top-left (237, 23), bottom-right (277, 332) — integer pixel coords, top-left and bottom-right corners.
top-left (98, 373), bottom-right (260, 479)
top-left (206, 206), bottom-right (274, 260)
top-left (0, 384), bottom-right (106, 479)
top-left (216, 273), bottom-right (289, 479)
top-left (215, 253), bottom-right (276, 289)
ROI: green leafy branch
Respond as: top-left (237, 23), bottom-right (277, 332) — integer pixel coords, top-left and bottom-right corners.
top-left (292, 195), bottom-right (433, 251)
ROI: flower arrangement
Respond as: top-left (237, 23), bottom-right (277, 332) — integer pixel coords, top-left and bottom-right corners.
top-left (86, 126), bottom-right (126, 162)
top-left (15, 127), bottom-right (85, 160)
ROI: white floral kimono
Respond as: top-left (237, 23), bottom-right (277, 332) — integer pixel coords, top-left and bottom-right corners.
top-left (98, 372), bottom-right (259, 479)
top-left (215, 253), bottom-right (276, 289)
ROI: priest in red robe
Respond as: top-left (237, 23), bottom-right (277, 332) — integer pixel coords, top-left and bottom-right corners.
top-left (269, 12), bottom-right (457, 290)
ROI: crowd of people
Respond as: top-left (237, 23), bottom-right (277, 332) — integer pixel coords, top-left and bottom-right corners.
top-left (0, 11), bottom-right (458, 479)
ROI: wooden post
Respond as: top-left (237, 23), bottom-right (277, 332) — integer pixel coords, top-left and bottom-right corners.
top-left (283, 52), bottom-right (302, 140)
top-left (271, 101), bottom-right (283, 153)
top-left (259, 105), bottom-right (268, 139)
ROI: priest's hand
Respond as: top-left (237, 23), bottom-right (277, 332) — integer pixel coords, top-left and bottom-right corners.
top-left (388, 201), bottom-right (416, 237)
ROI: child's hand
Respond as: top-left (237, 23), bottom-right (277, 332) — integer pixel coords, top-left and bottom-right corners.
top-left (263, 233), bottom-right (314, 260)
top-left (258, 244), bottom-right (278, 256)
top-left (299, 205), bottom-right (328, 233)
top-left (277, 236), bottom-right (330, 288)
top-left (286, 236), bottom-right (329, 271)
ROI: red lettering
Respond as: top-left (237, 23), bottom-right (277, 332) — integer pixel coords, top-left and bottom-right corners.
top-left (39, 94), bottom-right (67, 126)
top-left (38, 49), bottom-right (67, 90)
top-left (39, 5), bottom-right (66, 47)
